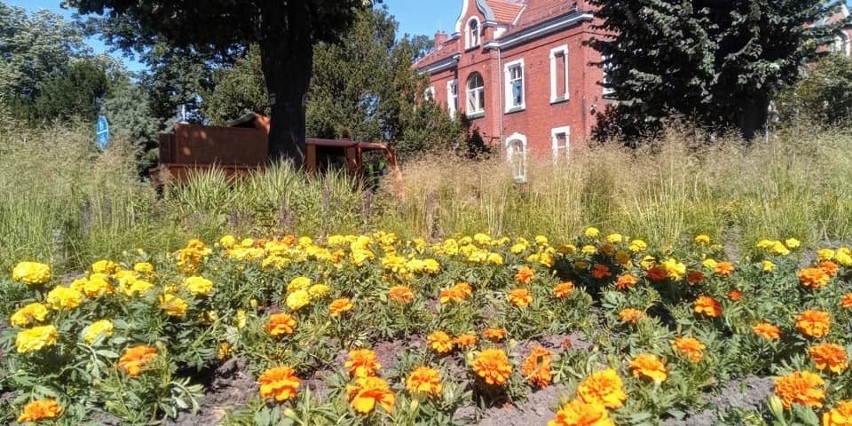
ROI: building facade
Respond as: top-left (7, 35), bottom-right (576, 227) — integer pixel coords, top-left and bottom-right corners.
top-left (414, 0), bottom-right (608, 175)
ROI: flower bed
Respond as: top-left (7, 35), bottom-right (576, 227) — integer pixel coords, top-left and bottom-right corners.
top-left (1, 231), bottom-right (851, 425)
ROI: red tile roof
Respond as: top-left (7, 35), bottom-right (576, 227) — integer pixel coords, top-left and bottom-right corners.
top-left (413, 40), bottom-right (459, 69)
top-left (485, 0), bottom-right (525, 24)
top-left (509, 0), bottom-right (580, 34)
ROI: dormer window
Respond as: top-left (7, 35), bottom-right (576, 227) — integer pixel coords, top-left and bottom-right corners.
top-left (466, 17), bottom-right (481, 49)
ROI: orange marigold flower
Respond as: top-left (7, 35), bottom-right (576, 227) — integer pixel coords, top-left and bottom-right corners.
top-left (17, 399), bottom-right (62, 423)
top-left (819, 260), bottom-right (839, 277)
top-left (687, 270), bottom-right (705, 285)
top-left (672, 336), bottom-right (706, 363)
top-left (616, 274), bottom-right (638, 290)
top-left (388, 286), bottom-right (414, 304)
top-left (406, 366), bottom-right (443, 397)
top-left (728, 290), bottom-right (742, 301)
top-left (483, 328), bottom-right (508, 342)
top-left (591, 264), bottom-right (612, 280)
top-left (809, 343), bottom-right (848, 374)
top-left (547, 399), bottom-right (615, 426)
top-left (507, 288), bottom-right (533, 308)
top-left (618, 308), bottom-right (645, 324)
top-left (799, 267), bottom-right (831, 290)
top-left (577, 368), bottom-right (627, 409)
top-left (329, 298), bottom-right (354, 318)
top-left (454, 282), bottom-right (473, 297)
top-left (258, 366), bottom-right (300, 402)
top-left (521, 345), bottom-right (553, 389)
top-left (453, 333), bottom-right (478, 348)
top-left (646, 266), bottom-right (668, 282)
top-left (515, 266), bottom-right (535, 285)
top-left (118, 345), bottom-right (157, 377)
top-left (714, 261), bottom-right (735, 277)
top-left (694, 295), bottom-right (722, 318)
top-left (823, 400), bottom-right (852, 426)
top-left (796, 310), bottom-right (831, 339)
top-left (265, 313), bottom-right (297, 337)
top-left (774, 371), bottom-right (825, 409)
top-left (472, 348), bottom-right (512, 386)
top-left (347, 376), bottom-right (396, 414)
top-left (752, 323), bottom-right (782, 340)
top-left (841, 293), bottom-right (852, 309)
top-left (439, 286), bottom-right (468, 304)
top-left (428, 331), bottom-right (454, 354)
top-left (553, 282), bottom-right (575, 298)
top-left (629, 354), bottom-right (667, 384)
top-left (345, 349), bottom-right (381, 378)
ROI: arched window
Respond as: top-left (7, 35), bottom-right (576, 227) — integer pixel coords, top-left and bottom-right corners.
top-left (466, 17), bottom-right (481, 49)
top-left (505, 133), bottom-right (527, 183)
top-left (466, 72), bottom-right (485, 117)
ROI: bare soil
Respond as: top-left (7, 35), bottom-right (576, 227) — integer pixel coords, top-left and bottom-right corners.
top-left (163, 358), bottom-right (257, 426)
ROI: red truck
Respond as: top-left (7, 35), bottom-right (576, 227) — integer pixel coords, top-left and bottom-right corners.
top-left (149, 113), bottom-right (400, 187)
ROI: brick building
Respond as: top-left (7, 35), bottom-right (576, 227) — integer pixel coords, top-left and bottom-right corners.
top-left (414, 0), bottom-right (608, 177)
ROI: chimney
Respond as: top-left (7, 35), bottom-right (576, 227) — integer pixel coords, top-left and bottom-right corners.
top-left (434, 31), bottom-right (448, 48)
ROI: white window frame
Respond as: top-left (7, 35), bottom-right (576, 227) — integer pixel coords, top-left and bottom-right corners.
top-left (550, 45), bottom-right (569, 103)
top-left (551, 126), bottom-right (571, 164)
top-left (505, 132), bottom-right (528, 183)
top-left (504, 59), bottom-right (525, 112)
top-left (466, 17), bottom-right (481, 49)
top-left (424, 86), bottom-right (435, 102)
top-left (466, 73), bottom-right (485, 117)
top-left (834, 33), bottom-right (851, 56)
top-left (601, 54), bottom-right (615, 98)
top-left (447, 80), bottom-right (459, 118)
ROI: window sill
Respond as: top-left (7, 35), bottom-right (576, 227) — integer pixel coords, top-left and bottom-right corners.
top-left (466, 111), bottom-right (485, 119)
top-left (505, 106), bottom-right (526, 114)
top-left (550, 96), bottom-right (569, 105)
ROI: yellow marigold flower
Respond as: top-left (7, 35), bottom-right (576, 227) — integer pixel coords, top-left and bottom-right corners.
top-left (702, 258), bottom-right (718, 270)
top-left (809, 343), bottom-right (848, 374)
top-left (16, 325), bottom-right (58, 353)
top-left (388, 286), bottom-right (414, 304)
top-left (515, 266), bottom-right (535, 285)
top-left (585, 227), bottom-right (600, 238)
top-left (694, 234), bottom-right (711, 245)
top-left (629, 354), bottom-right (667, 384)
top-left (472, 348), bottom-right (512, 386)
top-left (285, 290), bottom-right (311, 311)
top-left (329, 298), bottom-right (354, 318)
top-left (483, 328), bottom-right (508, 342)
top-left (423, 258), bottom-right (441, 274)
top-left (785, 238), bottom-right (801, 249)
top-left (823, 400), bottom-right (852, 426)
top-left (554, 282), bottom-right (575, 298)
top-left (406, 366), bottom-right (443, 397)
top-left (121, 278), bottom-right (155, 297)
top-left (182, 276), bottom-right (214, 297)
top-left (287, 276), bottom-right (312, 293)
top-left (618, 308), bottom-right (645, 324)
top-left (841, 293), bottom-right (852, 309)
top-left (82, 274), bottom-right (113, 298)
top-left (662, 258), bottom-right (686, 280)
top-left (132, 262), bottom-right (154, 275)
top-left (799, 267), bottom-right (831, 290)
top-left (672, 336), bottom-right (706, 363)
top-left (694, 295), bottom-right (722, 318)
top-left (428, 331), bottom-right (454, 354)
top-left (453, 333), bottom-right (478, 348)
top-left (265, 313), bottom-right (297, 337)
top-left (91, 259), bottom-right (119, 274)
top-left (629, 239), bottom-right (647, 252)
top-left (17, 399), bottom-right (63, 423)
top-left (835, 249), bottom-right (852, 267)
top-left (258, 366), bottom-right (300, 402)
top-left (12, 261), bottom-right (51, 285)
top-left (10, 302), bottom-right (49, 327)
top-left (307, 284), bottom-right (330, 298)
top-left (521, 345), bottom-right (553, 389)
top-left (558, 243), bottom-right (577, 254)
top-left (46, 286), bottom-right (83, 310)
top-left (217, 342), bottom-right (232, 360)
top-left (219, 235), bottom-right (236, 248)
top-left (818, 248), bottom-right (835, 261)
top-left (753, 323), bottom-right (782, 340)
top-left (548, 399), bottom-right (614, 426)
top-left (640, 255), bottom-right (656, 270)
top-left (83, 319), bottom-right (114, 344)
top-left (577, 368), bottom-right (627, 409)
top-left (796, 310), bottom-right (831, 339)
top-left (159, 294), bottom-right (188, 317)
top-left (770, 241), bottom-right (791, 256)
top-left (714, 261), bottom-right (735, 277)
top-left (511, 243), bottom-right (528, 254)
top-left (762, 260), bottom-right (776, 272)
top-left (774, 371), bottom-right (825, 409)
top-left (507, 288), bottom-right (533, 308)
top-left (118, 345), bottom-right (158, 377)
top-left (346, 349), bottom-right (381, 378)
top-left (606, 233), bottom-right (623, 244)
top-left (347, 376), bottom-right (395, 414)
top-left (235, 309), bottom-right (247, 329)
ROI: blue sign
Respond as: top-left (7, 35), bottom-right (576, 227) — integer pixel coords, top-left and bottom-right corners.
top-left (96, 115), bottom-right (109, 150)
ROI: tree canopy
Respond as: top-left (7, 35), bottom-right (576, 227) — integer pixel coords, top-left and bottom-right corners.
top-left (589, 0), bottom-right (848, 140)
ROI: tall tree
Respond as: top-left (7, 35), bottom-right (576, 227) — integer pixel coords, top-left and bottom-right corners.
top-left (66, 0), bottom-right (378, 167)
top-left (589, 0), bottom-right (846, 140)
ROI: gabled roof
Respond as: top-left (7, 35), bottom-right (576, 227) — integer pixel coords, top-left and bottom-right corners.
top-left (507, 0), bottom-right (579, 35)
top-left (485, 0), bottom-right (525, 24)
top-left (413, 41), bottom-right (459, 70)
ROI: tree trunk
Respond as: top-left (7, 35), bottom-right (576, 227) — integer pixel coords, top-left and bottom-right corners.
top-left (258, 2), bottom-right (313, 168)
top-left (739, 93), bottom-right (770, 142)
